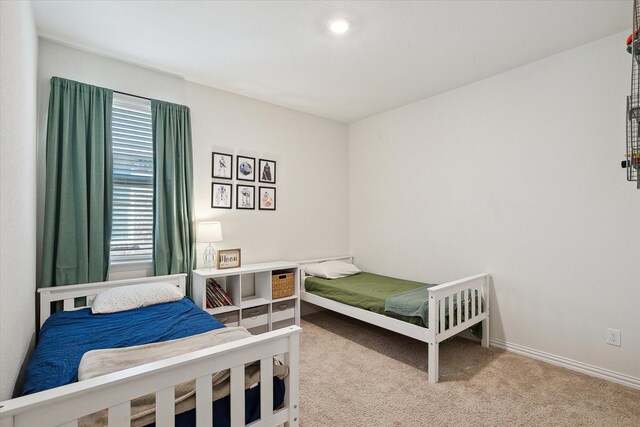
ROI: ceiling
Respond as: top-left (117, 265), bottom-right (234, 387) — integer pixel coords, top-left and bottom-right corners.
top-left (32, 1), bottom-right (632, 123)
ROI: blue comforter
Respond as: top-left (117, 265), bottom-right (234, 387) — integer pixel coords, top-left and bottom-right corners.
top-left (23, 298), bottom-right (224, 395)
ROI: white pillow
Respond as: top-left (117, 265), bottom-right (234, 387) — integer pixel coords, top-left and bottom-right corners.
top-left (91, 282), bottom-right (184, 314)
top-left (303, 261), bottom-right (361, 280)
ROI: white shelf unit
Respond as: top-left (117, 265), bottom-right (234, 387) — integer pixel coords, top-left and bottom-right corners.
top-left (192, 261), bottom-right (300, 334)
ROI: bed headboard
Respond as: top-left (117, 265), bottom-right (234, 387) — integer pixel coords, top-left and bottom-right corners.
top-left (296, 255), bottom-right (353, 266)
top-left (37, 274), bottom-right (187, 329)
top-left (295, 255), bottom-right (354, 291)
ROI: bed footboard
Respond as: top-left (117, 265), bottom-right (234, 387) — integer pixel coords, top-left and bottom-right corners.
top-left (0, 326), bottom-right (301, 427)
top-left (427, 273), bottom-right (491, 382)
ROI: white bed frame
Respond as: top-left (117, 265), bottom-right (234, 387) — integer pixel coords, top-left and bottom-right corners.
top-left (0, 274), bottom-right (301, 427)
top-left (298, 256), bottom-right (490, 383)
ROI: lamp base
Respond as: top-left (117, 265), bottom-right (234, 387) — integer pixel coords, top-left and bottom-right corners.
top-left (203, 244), bottom-right (216, 270)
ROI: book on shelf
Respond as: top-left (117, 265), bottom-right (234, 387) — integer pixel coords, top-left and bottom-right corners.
top-left (206, 288), bottom-right (222, 307)
top-left (206, 278), bottom-right (234, 308)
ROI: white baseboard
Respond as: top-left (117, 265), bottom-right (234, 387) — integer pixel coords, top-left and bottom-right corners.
top-left (299, 305), bottom-right (639, 390)
top-left (490, 338), bottom-right (640, 391)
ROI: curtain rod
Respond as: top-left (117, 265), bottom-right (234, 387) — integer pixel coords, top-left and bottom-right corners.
top-left (114, 90), bottom-right (151, 101)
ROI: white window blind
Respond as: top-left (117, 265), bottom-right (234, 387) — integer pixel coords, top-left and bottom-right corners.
top-left (110, 93), bottom-right (154, 264)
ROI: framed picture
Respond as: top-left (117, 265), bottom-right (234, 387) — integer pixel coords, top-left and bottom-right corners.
top-left (258, 159), bottom-right (276, 184)
top-left (236, 185), bottom-right (255, 209)
top-left (211, 182), bottom-right (232, 209)
top-left (258, 186), bottom-right (276, 210)
top-left (212, 152), bottom-right (233, 180)
top-left (236, 155), bottom-right (255, 182)
top-left (217, 248), bottom-right (241, 269)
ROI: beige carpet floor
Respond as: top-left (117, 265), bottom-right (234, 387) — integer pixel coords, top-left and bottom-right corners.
top-left (299, 311), bottom-right (640, 427)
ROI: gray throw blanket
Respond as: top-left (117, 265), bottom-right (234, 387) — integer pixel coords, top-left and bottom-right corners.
top-left (77, 327), bottom-right (288, 427)
top-left (384, 285), bottom-right (432, 326)
top-left (385, 286), bottom-right (477, 328)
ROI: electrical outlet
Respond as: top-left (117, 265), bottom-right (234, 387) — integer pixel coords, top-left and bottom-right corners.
top-left (606, 328), bottom-right (621, 347)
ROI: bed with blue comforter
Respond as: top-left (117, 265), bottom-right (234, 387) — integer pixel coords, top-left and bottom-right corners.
top-left (23, 297), bottom-right (285, 426)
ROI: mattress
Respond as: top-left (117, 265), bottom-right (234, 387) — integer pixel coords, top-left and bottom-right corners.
top-left (304, 272), bottom-right (433, 327)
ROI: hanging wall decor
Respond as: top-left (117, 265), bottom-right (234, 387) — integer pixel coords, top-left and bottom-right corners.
top-left (624, 0), bottom-right (640, 189)
top-left (236, 184), bottom-right (255, 210)
top-left (212, 152), bottom-right (233, 180)
top-left (258, 159), bottom-right (276, 184)
top-left (236, 155), bottom-right (256, 182)
top-left (258, 186), bottom-right (276, 211)
top-left (212, 182), bottom-right (232, 209)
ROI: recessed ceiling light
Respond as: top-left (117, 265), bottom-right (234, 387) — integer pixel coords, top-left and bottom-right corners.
top-left (328, 18), bottom-right (350, 35)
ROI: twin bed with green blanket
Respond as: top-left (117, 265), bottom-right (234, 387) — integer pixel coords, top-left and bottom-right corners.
top-left (304, 272), bottom-right (433, 327)
top-left (299, 257), bottom-right (491, 383)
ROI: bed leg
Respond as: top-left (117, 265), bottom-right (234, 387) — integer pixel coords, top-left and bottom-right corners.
top-left (481, 318), bottom-right (490, 348)
top-left (428, 341), bottom-right (439, 383)
top-left (284, 332), bottom-right (300, 426)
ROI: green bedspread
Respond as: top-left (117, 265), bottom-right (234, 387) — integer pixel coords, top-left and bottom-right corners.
top-left (305, 272), bottom-right (483, 336)
top-left (304, 272), bottom-right (434, 327)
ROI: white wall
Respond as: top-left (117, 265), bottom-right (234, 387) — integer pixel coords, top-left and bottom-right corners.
top-left (0, 1), bottom-right (38, 400)
top-left (187, 81), bottom-right (349, 264)
top-left (349, 32), bottom-right (640, 380)
top-left (36, 40), bottom-right (349, 280)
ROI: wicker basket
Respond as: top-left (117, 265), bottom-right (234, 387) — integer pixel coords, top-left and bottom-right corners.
top-left (272, 271), bottom-right (295, 299)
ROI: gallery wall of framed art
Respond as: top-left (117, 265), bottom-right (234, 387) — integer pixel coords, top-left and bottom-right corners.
top-left (211, 151), bottom-right (277, 211)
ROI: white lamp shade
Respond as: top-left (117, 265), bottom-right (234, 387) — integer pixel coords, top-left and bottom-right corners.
top-left (197, 221), bottom-right (223, 243)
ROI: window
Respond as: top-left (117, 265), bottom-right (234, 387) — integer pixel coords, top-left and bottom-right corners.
top-left (110, 93), bottom-right (154, 264)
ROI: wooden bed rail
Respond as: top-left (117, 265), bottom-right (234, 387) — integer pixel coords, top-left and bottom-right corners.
top-left (427, 273), bottom-right (491, 382)
top-left (0, 326), bottom-right (301, 427)
top-left (428, 273), bottom-right (490, 343)
top-left (295, 256), bottom-right (353, 266)
top-left (427, 273), bottom-right (490, 297)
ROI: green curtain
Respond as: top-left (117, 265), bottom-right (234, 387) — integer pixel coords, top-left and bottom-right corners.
top-left (41, 77), bottom-right (113, 287)
top-left (151, 100), bottom-right (196, 295)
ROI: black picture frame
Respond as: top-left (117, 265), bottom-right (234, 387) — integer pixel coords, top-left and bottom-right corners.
top-left (258, 186), bottom-right (276, 211)
top-left (211, 182), bottom-right (232, 209)
top-left (236, 184), bottom-right (255, 210)
top-left (212, 152), bottom-right (233, 180)
top-left (258, 159), bottom-right (276, 184)
top-left (236, 155), bottom-right (256, 182)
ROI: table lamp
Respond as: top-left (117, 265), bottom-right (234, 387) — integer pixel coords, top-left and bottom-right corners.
top-left (197, 221), bottom-right (223, 269)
